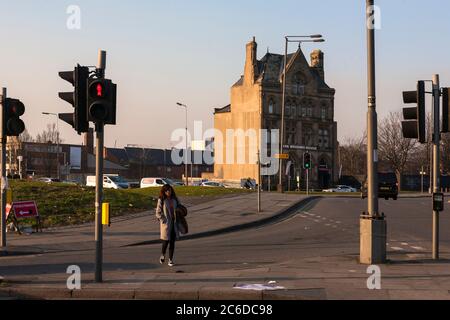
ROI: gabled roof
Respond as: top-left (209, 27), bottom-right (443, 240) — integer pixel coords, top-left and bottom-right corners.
top-left (233, 48), bottom-right (332, 90)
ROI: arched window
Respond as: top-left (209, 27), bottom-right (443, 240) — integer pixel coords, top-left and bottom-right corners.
top-left (268, 99), bottom-right (275, 114)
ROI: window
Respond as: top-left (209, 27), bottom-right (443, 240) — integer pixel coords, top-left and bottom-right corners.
top-left (286, 121), bottom-right (297, 145)
top-left (321, 106), bottom-right (327, 120)
top-left (295, 83), bottom-right (305, 95)
top-left (303, 127), bottom-right (313, 146)
top-left (319, 129), bottom-right (329, 148)
top-left (268, 100), bottom-right (274, 114)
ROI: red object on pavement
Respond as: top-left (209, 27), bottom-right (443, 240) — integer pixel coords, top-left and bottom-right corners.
top-left (11, 201), bottom-right (39, 219)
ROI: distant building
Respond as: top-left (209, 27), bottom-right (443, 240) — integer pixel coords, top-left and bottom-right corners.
top-left (213, 38), bottom-right (337, 189)
top-left (8, 129), bottom-right (213, 184)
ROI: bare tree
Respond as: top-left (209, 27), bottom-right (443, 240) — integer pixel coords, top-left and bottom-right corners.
top-left (19, 128), bottom-right (34, 143)
top-left (36, 123), bottom-right (63, 144)
top-left (378, 112), bottom-right (418, 190)
top-left (339, 134), bottom-right (367, 177)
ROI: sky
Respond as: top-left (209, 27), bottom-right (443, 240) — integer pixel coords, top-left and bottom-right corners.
top-left (0, 0), bottom-right (449, 149)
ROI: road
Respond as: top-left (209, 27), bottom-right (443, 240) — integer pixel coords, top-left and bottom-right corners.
top-left (1, 197), bottom-right (450, 299)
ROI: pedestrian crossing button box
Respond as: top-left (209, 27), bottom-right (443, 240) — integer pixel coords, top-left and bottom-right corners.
top-left (433, 193), bottom-right (444, 212)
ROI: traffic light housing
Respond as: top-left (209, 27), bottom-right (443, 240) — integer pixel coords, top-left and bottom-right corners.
top-left (401, 80), bottom-right (426, 143)
top-left (442, 88), bottom-right (450, 133)
top-left (58, 65), bottom-right (89, 134)
top-left (303, 152), bottom-right (311, 169)
top-left (3, 98), bottom-right (25, 136)
top-left (87, 78), bottom-right (116, 124)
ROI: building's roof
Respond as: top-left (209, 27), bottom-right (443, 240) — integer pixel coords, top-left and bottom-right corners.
top-left (106, 147), bottom-right (129, 165)
top-left (214, 104), bottom-right (231, 114)
top-left (87, 154), bottom-right (127, 170)
top-left (232, 48), bottom-right (331, 90)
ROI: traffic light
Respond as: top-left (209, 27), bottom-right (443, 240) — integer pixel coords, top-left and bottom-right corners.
top-left (442, 88), bottom-right (450, 133)
top-left (3, 98), bottom-right (25, 136)
top-left (401, 80), bottom-right (426, 143)
top-left (87, 78), bottom-right (116, 124)
top-left (303, 152), bottom-right (311, 169)
top-left (58, 65), bottom-right (89, 134)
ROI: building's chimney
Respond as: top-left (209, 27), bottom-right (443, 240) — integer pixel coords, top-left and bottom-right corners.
top-left (244, 37), bottom-right (258, 86)
top-left (310, 49), bottom-right (325, 80)
top-left (84, 128), bottom-right (94, 154)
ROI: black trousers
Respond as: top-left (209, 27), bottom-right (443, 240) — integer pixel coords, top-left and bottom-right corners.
top-left (161, 223), bottom-right (176, 260)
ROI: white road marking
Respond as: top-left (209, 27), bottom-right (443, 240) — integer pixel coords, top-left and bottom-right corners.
top-left (325, 224), bottom-right (331, 227)
top-left (336, 221), bottom-right (342, 224)
top-left (401, 242), bottom-right (409, 246)
top-left (391, 247), bottom-right (404, 251)
top-left (411, 246), bottom-right (425, 251)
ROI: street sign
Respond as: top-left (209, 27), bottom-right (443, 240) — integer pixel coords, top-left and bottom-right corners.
top-left (11, 201), bottom-right (39, 219)
top-left (275, 153), bottom-right (289, 159)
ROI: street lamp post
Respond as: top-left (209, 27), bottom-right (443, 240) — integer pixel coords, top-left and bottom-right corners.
top-left (360, 0), bottom-right (386, 265)
top-left (277, 35), bottom-right (324, 193)
top-left (176, 102), bottom-right (189, 186)
top-left (42, 112), bottom-right (61, 180)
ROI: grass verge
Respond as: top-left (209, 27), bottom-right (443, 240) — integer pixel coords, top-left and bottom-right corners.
top-left (7, 181), bottom-right (251, 228)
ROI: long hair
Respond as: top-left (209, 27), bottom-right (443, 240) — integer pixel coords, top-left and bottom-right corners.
top-left (159, 184), bottom-right (178, 202)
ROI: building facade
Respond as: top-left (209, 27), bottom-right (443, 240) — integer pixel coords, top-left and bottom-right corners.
top-left (213, 38), bottom-right (337, 189)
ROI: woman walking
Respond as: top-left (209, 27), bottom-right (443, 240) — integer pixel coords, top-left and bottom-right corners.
top-left (155, 184), bottom-right (180, 267)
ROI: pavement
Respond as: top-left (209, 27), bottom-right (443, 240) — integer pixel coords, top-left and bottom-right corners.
top-left (1, 193), bottom-right (450, 300)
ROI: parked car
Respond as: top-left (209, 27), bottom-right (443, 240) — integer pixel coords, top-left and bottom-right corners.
top-left (86, 174), bottom-right (130, 189)
top-left (361, 172), bottom-right (398, 200)
top-left (37, 177), bottom-right (61, 184)
top-left (201, 181), bottom-right (225, 188)
top-left (323, 185), bottom-right (357, 193)
top-left (140, 177), bottom-right (173, 188)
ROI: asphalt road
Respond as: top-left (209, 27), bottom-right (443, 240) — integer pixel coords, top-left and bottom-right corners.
top-left (1, 197), bottom-right (450, 299)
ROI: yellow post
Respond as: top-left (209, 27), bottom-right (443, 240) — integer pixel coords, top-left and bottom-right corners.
top-left (6, 189), bottom-right (12, 205)
top-left (102, 203), bottom-right (110, 226)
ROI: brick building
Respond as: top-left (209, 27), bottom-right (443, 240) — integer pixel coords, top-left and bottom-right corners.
top-left (213, 38), bottom-right (337, 189)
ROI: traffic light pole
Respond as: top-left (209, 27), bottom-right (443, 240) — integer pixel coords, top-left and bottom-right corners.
top-left (1, 88), bottom-right (6, 248)
top-left (360, 0), bottom-right (386, 265)
top-left (94, 50), bottom-right (106, 283)
top-left (432, 74), bottom-right (440, 260)
top-left (306, 168), bottom-right (309, 196)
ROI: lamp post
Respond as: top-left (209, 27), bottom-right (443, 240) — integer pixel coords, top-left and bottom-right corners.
top-left (42, 112), bottom-right (61, 180)
top-left (176, 102), bottom-right (189, 186)
top-left (277, 35), bottom-right (325, 193)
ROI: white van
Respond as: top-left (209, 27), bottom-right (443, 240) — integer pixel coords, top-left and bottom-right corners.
top-left (86, 174), bottom-right (130, 189)
top-left (140, 177), bottom-right (173, 188)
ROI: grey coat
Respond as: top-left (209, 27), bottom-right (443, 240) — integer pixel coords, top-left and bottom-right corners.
top-left (155, 198), bottom-right (180, 241)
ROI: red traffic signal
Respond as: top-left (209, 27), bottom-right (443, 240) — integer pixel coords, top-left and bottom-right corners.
top-left (87, 78), bottom-right (117, 124)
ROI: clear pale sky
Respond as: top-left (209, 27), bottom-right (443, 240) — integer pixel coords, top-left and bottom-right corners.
top-left (0, 0), bottom-right (449, 148)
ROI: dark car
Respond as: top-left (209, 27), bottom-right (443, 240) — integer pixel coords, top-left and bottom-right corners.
top-left (361, 172), bottom-right (398, 200)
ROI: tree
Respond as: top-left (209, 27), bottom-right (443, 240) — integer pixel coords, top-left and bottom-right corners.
top-left (19, 128), bottom-right (34, 143)
top-left (378, 112), bottom-right (418, 191)
top-left (339, 135), bottom-right (367, 177)
top-left (36, 123), bottom-right (63, 144)
top-left (36, 123), bottom-right (63, 178)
